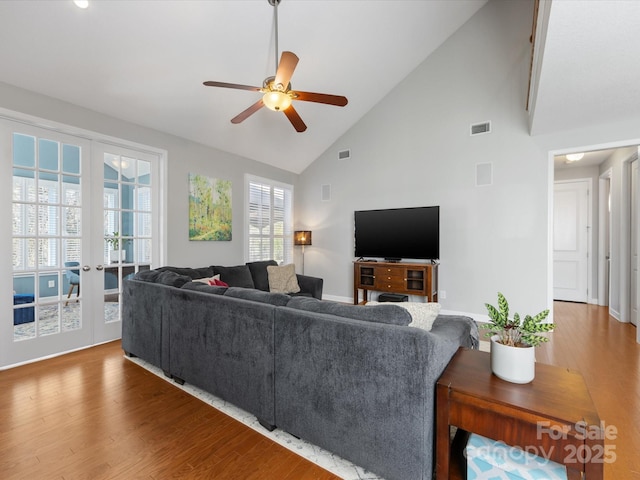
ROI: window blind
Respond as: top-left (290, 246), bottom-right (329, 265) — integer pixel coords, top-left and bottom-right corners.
top-left (247, 176), bottom-right (293, 264)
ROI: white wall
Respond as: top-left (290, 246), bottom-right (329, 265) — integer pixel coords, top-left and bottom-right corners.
top-left (296, 0), bottom-right (548, 318)
top-left (0, 82), bottom-right (297, 268)
top-left (297, 0), bottom-right (640, 325)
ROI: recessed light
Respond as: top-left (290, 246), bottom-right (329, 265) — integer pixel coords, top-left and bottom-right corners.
top-left (74, 0), bottom-right (89, 9)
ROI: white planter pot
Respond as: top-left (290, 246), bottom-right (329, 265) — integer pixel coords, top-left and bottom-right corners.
top-left (490, 335), bottom-right (535, 384)
top-left (110, 249), bottom-right (125, 263)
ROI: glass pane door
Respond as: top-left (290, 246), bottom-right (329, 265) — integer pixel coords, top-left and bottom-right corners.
top-left (93, 143), bottom-right (158, 343)
top-left (2, 121), bottom-right (93, 366)
top-left (1, 121), bottom-right (161, 367)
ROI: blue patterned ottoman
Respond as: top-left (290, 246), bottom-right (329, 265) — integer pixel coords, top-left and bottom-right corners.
top-left (13, 294), bottom-right (35, 325)
top-left (465, 433), bottom-right (568, 480)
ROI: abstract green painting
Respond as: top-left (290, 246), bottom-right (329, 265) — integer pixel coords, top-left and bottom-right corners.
top-left (188, 173), bottom-right (232, 241)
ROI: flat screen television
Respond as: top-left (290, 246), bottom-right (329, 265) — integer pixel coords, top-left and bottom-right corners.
top-left (354, 206), bottom-right (439, 261)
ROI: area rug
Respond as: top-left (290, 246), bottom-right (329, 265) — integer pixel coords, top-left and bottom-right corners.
top-left (126, 337), bottom-right (490, 480)
top-left (126, 355), bottom-right (382, 480)
top-left (13, 303), bottom-right (120, 340)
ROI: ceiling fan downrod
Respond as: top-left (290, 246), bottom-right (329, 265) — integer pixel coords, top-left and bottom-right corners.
top-left (269, 0), bottom-right (282, 74)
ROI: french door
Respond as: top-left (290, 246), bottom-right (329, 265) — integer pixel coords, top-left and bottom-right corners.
top-left (1, 119), bottom-right (159, 368)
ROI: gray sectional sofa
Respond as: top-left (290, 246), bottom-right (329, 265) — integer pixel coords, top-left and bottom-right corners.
top-left (122, 261), bottom-right (478, 480)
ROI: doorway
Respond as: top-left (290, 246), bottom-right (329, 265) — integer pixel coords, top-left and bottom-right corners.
top-left (630, 158), bottom-right (638, 326)
top-left (2, 118), bottom-right (162, 368)
top-left (553, 147), bottom-right (640, 327)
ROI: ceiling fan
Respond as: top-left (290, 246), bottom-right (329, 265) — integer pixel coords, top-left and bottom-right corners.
top-left (203, 0), bottom-right (348, 133)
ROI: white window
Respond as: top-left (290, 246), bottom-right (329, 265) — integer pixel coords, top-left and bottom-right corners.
top-left (246, 175), bottom-right (293, 264)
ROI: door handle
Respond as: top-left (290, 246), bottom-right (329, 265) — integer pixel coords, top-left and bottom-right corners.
top-left (96, 265), bottom-right (104, 271)
top-left (82, 265), bottom-right (91, 272)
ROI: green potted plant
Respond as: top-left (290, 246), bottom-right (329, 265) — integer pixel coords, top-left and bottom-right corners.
top-left (481, 292), bottom-right (555, 384)
top-left (106, 232), bottom-right (125, 263)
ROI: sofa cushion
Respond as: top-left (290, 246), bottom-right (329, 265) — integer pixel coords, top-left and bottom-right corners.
top-left (134, 270), bottom-right (163, 282)
top-left (180, 281), bottom-right (228, 295)
top-left (212, 265), bottom-right (255, 288)
top-left (224, 287), bottom-right (291, 306)
top-left (367, 301), bottom-right (441, 331)
top-left (156, 270), bottom-right (192, 288)
top-left (246, 260), bottom-right (279, 291)
top-left (267, 264), bottom-right (301, 294)
top-left (286, 297), bottom-right (412, 326)
top-left (156, 266), bottom-right (214, 279)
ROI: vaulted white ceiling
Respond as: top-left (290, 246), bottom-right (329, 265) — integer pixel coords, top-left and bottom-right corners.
top-left (530, 0), bottom-right (640, 136)
top-left (0, 0), bottom-right (486, 173)
top-left (2, 1), bottom-right (638, 174)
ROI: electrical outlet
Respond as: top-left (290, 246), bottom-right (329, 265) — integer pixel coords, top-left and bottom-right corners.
top-left (48, 280), bottom-right (55, 288)
top-left (440, 290), bottom-right (446, 300)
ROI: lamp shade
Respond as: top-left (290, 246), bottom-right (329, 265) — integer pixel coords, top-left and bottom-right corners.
top-left (263, 91), bottom-right (293, 111)
top-left (294, 230), bottom-right (312, 246)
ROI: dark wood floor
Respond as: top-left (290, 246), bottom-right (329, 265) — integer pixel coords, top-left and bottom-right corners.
top-left (1, 302), bottom-right (638, 479)
top-left (0, 342), bottom-right (340, 480)
top-left (536, 302), bottom-right (640, 480)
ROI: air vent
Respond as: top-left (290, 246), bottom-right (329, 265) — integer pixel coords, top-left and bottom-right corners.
top-left (321, 184), bottom-right (331, 202)
top-left (338, 149), bottom-right (351, 160)
top-left (476, 163), bottom-right (493, 186)
top-left (470, 121), bottom-right (491, 136)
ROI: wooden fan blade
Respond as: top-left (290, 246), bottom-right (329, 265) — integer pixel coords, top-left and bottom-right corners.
top-left (293, 90), bottom-right (348, 107)
top-left (231, 99), bottom-right (264, 124)
top-left (283, 104), bottom-right (307, 132)
top-left (203, 81), bottom-right (261, 92)
top-left (274, 51), bottom-right (299, 89)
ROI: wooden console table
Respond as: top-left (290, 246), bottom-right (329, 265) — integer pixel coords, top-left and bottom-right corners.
top-left (353, 260), bottom-right (438, 304)
top-left (436, 348), bottom-right (604, 480)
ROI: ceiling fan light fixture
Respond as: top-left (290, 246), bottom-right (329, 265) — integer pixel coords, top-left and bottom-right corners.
top-left (566, 153), bottom-right (585, 162)
top-left (263, 90), bottom-right (292, 111)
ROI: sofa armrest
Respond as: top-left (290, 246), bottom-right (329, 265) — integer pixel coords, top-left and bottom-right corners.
top-left (296, 274), bottom-right (323, 299)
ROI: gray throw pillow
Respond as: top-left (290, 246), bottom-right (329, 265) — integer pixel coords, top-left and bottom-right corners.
top-left (156, 266), bottom-right (214, 279)
top-left (156, 270), bottom-right (192, 288)
top-left (211, 265), bottom-right (255, 288)
top-left (134, 270), bottom-right (162, 282)
top-left (246, 260), bottom-right (278, 291)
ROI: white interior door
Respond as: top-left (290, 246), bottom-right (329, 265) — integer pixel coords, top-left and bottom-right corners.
top-left (553, 180), bottom-right (589, 302)
top-left (92, 143), bottom-right (158, 344)
top-left (2, 120), bottom-right (161, 368)
top-left (631, 159), bottom-right (638, 326)
top-left (2, 120), bottom-right (95, 367)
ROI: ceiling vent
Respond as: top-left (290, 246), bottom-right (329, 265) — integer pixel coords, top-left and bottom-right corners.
top-left (338, 149), bottom-right (351, 160)
top-left (470, 121), bottom-right (491, 136)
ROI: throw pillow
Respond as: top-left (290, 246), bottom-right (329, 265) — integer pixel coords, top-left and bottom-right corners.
top-left (267, 264), bottom-right (301, 294)
top-left (211, 265), bottom-right (255, 289)
top-left (155, 270), bottom-right (192, 288)
top-left (156, 266), bottom-right (214, 279)
top-left (246, 260), bottom-right (278, 291)
top-left (366, 301), bottom-right (441, 331)
top-left (209, 278), bottom-right (229, 287)
top-left (193, 274), bottom-right (220, 284)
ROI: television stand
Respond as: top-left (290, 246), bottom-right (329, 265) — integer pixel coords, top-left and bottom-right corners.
top-left (353, 260), bottom-right (438, 304)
